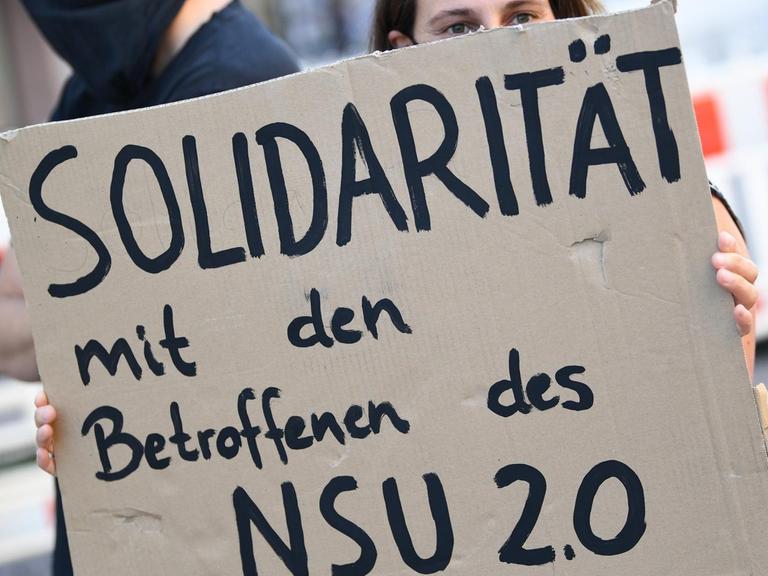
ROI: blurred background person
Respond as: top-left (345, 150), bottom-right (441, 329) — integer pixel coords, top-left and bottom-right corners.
top-left (0, 0), bottom-right (766, 574)
top-left (0, 0), bottom-right (299, 574)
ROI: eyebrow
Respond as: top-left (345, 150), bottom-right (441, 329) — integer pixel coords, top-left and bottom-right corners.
top-left (503, 0), bottom-right (536, 12)
top-left (426, 8), bottom-right (477, 29)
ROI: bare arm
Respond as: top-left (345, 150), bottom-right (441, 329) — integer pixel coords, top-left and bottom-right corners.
top-left (0, 248), bottom-right (39, 381)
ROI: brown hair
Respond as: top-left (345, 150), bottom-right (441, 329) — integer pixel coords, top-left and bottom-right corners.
top-left (370, 0), bottom-right (605, 52)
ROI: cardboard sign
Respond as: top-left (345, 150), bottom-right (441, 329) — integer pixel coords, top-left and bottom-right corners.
top-left (1, 2), bottom-right (767, 574)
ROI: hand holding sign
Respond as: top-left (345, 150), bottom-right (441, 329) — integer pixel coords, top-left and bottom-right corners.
top-left (34, 391), bottom-right (56, 476)
top-left (712, 195), bottom-right (759, 379)
top-left (712, 231), bottom-right (759, 336)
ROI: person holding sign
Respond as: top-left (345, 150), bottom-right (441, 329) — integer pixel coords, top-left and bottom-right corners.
top-left (4, 0), bottom-right (298, 574)
top-left (22, 3), bottom-right (756, 573)
top-left (369, 0), bottom-right (759, 376)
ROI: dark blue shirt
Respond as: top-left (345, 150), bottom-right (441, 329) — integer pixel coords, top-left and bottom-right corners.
top-left (50, 1), bottom-right (299, 121)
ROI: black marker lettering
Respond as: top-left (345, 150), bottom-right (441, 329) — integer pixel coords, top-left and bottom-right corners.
top-left (495, 463), bottom-right (554, 565)
top-left (361, 296), bottom-right (412, 339)
top-left (183, 135), bottom-right (247, 269)
top-left (81, 406), bottom-right (143, 481)
top-left (262, 387), bottom-right (288, 464)
top-left (111, 145), bottom-right (184, 273)
top-left (233, 483), bottom-right (308, 576)
top-left (256, 122), bottom-right (328, 256)
top-left (488, 348), bottom-right (532, 417)
top-left (136, 325), bottom-right (165, 376)
top-left (285, 416), bottom-right (314, 450)
top-left (287, 288), bottom-right (334, 348)
top-left (569, 83), bottom-right (645, 199)
top-left (338, 103), bottom-right (408, 246)
top-left (216, 426), bottom-right (243, 459)
top-left (476, 76), bottom-right (519, 216)
top-left (159, 304), bottom-right (196, 377)
top-left (29, 146), bottom-right (111, 297)
top-left (383, 473), bottom-right (454, 574)
top-left (526, 373), bottom-right (559, 412)
top-left (197, 429), bottom-right (216, 460)
top-left (616, 48), bottom-right (682, 183)
top-left (169, 401), bottom-right (199, 461)
top-left (391, 84), bottom-right (489, 231)
top-left (556, 365), bottom-right (593, 411)
top-left (504, 68), bottom-right (566, 206)
top-left (311, 412), bottom-right (346, 445)
top-left (344, 405), bottom-right (371, 439)
top-left (75, 338), bottom-right (142, 386)
top-left (320, 476), bottom-right (377, 576)
top-left (331, 307), bottom-right (363, 345)
top-left (144, 433), bottom-right (170, 470)
top-left (573, 460), bottom-right (646, 556)
top-left (232, 132), bottom-right (266, 258)
top-left (368, 401), bottom-right (410, 435)
top-left (238, 388), bottom-right (263, 468)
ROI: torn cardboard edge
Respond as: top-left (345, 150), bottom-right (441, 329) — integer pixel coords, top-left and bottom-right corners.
top-left (651, 0), bottom-right (677, 13)
top-left (2, 2), bottom-right (768, 574)
top-left (0, 1), bottom-right (678, 138)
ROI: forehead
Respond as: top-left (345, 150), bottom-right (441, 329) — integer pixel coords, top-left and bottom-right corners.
top-left (416, 0), bottom-right (551, 17)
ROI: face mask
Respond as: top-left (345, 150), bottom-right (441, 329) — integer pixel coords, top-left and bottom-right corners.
top-left (22, 0), bottom-right (185, 103)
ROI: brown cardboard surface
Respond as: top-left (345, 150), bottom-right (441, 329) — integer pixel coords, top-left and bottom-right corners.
top-left (2, 2), bottom-right (768, 574)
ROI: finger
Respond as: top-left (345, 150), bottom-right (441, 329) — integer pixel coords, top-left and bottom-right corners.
top-left (718, 231), bottom-right (737, 253)
top-left (34, 390), bottom-right (48, 408)
top-left (36, 447), bottom-right (56, 477)
top-left (711, 252), bottom-right (759, 284)
top-left (717, 268), bottom-right (759, 310)
top-left (36, 424), bottom-right (54, 453)
top-left (34, 405), bottom-right (56, 428)
top-left (734, 304), bottom-right (754, 337)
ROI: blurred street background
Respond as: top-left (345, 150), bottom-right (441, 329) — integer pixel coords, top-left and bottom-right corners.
top-left (0, 0), bottom-right (766, 573)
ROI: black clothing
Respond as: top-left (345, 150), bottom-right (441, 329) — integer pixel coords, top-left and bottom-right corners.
top-left (21, 0), bottom-right (300, 121)
top-left (52, 483), bottom-right (70, 574)
top-left (22, 0), bottom-right (186, 107)
top-left (20, 2), bottom-right (299, 574)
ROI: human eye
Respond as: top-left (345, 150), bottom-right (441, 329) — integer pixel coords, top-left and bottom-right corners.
top-left (444, 22), bottom-right (476, 36)
top-left (510, 12), bottom-right (534, 25)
